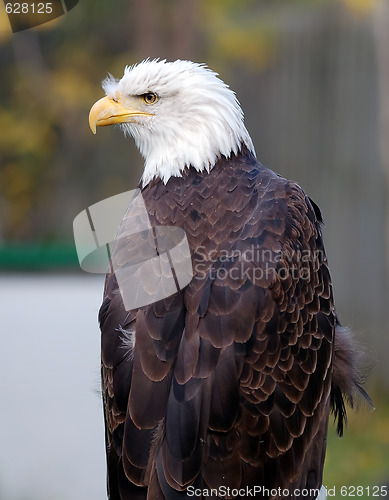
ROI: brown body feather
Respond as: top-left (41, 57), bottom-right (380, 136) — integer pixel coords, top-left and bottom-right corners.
top-left (99, 146), bottom-right (362, 499)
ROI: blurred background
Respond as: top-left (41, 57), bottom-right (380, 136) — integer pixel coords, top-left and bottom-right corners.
top-left (0, 0), bottom-right (388, 499)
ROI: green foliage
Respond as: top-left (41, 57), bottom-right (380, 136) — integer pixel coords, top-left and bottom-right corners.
top-left (324, 389), bottom-right (389, 496)
top-left (0, 0), bottom-right (372, 243)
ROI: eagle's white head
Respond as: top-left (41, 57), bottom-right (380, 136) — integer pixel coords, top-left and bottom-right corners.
top-left (89, 59), bottom-right (255, 186)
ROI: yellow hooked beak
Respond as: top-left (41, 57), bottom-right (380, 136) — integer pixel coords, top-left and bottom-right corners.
top-left (89, 95), bottom-right (153, 134)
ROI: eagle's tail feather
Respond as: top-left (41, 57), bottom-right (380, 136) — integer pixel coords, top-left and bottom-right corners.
top-left (330, 324), bottom-right (374, 436)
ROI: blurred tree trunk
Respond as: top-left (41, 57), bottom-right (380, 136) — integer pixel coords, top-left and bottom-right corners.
top-left (169, 0), bottom-right (197, 59)
top-left (132, 0), bottom-right (163, 58)
top-left (130, 0), bottom-right (197, 60)
top-left (373, 0), bottom-right (389, 274)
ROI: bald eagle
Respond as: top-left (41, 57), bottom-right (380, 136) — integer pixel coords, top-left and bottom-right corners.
top-left (89, 60), bottom-right (368, 500)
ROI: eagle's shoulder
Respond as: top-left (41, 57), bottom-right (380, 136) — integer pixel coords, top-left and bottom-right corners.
top-left (142, 146), bottom-right (323, 256)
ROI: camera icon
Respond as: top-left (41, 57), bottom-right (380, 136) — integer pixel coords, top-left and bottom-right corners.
top-left (4, 0), bottom-right (79, 33)
top-left (73, 189), bottom-right (194, 310)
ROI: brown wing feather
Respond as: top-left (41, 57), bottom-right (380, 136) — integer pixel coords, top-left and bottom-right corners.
top-left (100, 146), bottom-right (365, 499)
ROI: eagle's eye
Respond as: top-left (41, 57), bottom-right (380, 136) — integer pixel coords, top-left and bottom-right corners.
top-left (142, 92), bottom-right (158, 105)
